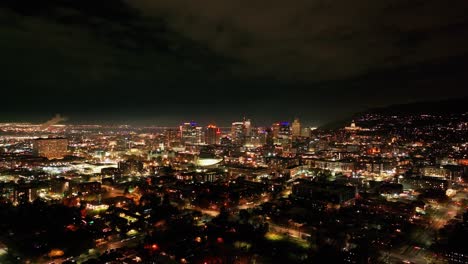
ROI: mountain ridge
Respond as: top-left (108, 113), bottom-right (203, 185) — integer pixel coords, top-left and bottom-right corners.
top-left (320, 96), bottom-right (468, 130)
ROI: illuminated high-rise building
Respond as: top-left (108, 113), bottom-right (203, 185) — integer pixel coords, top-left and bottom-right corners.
top-left (205, 125), bottom-right (221, 145)
top-left (195, 127), bottom-right (203, 144)
top-left (273, 122), bottom-right (292, 147)
top-left (278, 122), bottom-right (292, 138)
top-left (248, 127), bottom-right (267, 147)
top-left (244, 118), bottom-right (252, 137)
top-left (265, 127), bottom-right (274, 146)
top-left (230, 118), bottom-right (253, 145)
top-left (33, 138), bottom-right (68, 159)
top-left (292, 118), bottom-right (301, 138)
top-left (272, 123), bottom-right (281, 138)
top-left (231, 121), bottom-right (246, 145)
top-left (164, 128), bottom-right (180, 147)
top-left (180, 122), bottom-right (203, 145)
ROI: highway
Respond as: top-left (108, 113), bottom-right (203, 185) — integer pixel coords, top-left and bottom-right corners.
top-left (47, 234), bottom-right (144, 264)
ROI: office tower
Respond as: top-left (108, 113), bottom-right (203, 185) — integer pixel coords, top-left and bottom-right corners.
top-left (180, 122), bottom-right (203, 145)
top-left (273, 122), bottom-right (292, 147)
top-left (33, 138), bottom-right (68, 159)
top-left (265, 127), bottom-right (274, 146)
top-left (244, 118), bottom-right (252, 137)
top-left (205, 125), bottom-right (221, 145)
top-left (292, 118), bottom-right (301, 138)
top-left (164, 128), bottom-right (181, 147)
top-left (195, 127), bottom-right (204, 144)
top-left (248, 127), bottom-right (267, 147)
top-left (231, 121), bottom-right (246, 145)
top-left (272, 122), bottom-right (280, 138)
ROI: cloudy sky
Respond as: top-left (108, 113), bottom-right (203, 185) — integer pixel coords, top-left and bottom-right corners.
top-left (1, 0), bottom-right (468, 126)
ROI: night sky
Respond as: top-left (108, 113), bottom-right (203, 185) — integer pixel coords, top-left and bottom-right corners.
top-left (1, 0), bottom-right (468, 126)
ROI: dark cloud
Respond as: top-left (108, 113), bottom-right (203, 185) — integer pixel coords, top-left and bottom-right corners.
top-left (0, 0), bottom-right (468, 125)
top-left (132, 0), bottom-right (468, 80)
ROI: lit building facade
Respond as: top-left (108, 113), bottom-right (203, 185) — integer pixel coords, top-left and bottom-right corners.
top-left (164, 128), bottom-right (180, 147)
top-left (180, 122), bottom-right (203, 145)
top-left (231, 121), bottom-right (246, 145)
top-left (33, 138), bottom-right (68, 159)
top-left (273, 122), bottom-right (292, 147)
top-left (205, 125), bottom-right (221, 145)
top-left (292, 118), bottom-right (301, 138)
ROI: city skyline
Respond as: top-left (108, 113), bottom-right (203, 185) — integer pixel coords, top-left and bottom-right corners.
top-left (1, 1), bottom-right (467, 263)
top-left (4, 96), bottom-right (465, 128)
top-left (0, 107), bottom-right (466, 263)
